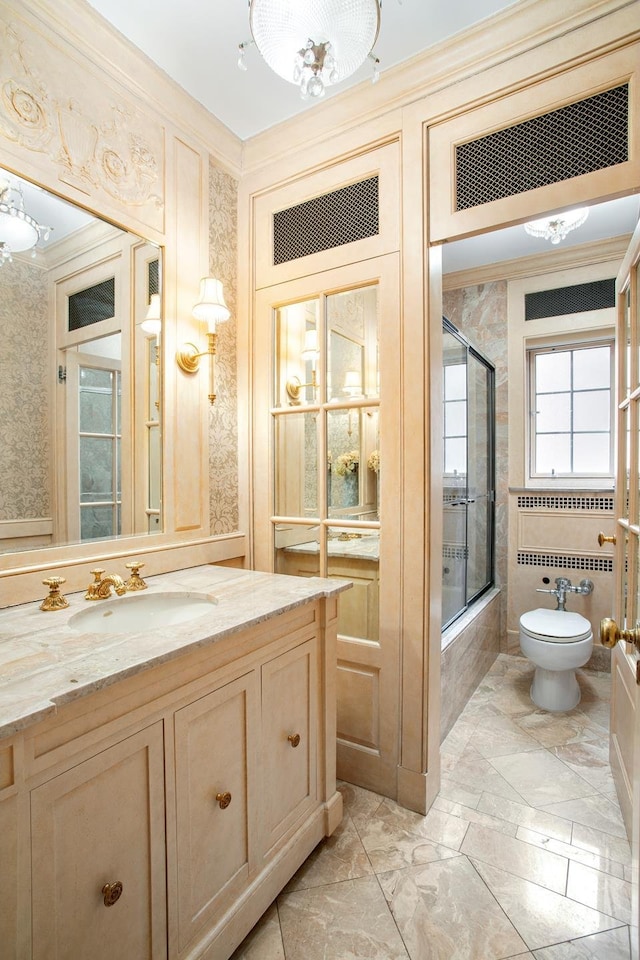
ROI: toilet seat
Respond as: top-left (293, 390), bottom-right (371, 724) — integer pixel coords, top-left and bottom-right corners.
top-left (520, 608), bottom-right (592, 644)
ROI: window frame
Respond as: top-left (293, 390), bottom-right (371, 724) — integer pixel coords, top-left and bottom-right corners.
top-left (527, 336), bottom-right (615, 482)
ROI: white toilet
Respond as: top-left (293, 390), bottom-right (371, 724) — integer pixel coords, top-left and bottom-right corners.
top-left (519, 607), bottom-right (593, 712)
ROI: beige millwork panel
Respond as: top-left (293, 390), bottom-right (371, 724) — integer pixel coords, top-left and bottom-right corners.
top-left (31, 723), bottom-right (167, 960)
top-left (261, 639), bottom-right (318, 856)
top-left (429, 44), bottom-right (640, 243)
top-left (610, 643), bottom-right (637, 829)
top-left (0, 741), bottom-right (19, 960)
top-left (174, 672), bottom-right (259, 954)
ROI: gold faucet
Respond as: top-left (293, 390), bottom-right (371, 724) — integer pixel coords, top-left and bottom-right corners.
top-left (85, 568), bottom-right (127, 601)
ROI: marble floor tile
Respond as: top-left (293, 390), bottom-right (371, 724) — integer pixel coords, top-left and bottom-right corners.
top-left (437, 775), bottom-right (482, 809)
top-left (515, 826), bottom-right (625, 879)
top-left (469, 712), bottom-right (543, 758)
top-left (477, 793), bottom-right (573, 843)
top-left (488, 750), bottom-right (598, 806)
top-left (551, 739), bottom-right (618, 799)
top-left (443, 743), bottom-right (530, 803)
top-left (433, 795), bottom-right (518, 837)
top-left (472, 859), bottom-right (623, 950)
top-left (229, 904), bottom-right (285, 960)
top-left (570, 822), bottom-right (632, 866)
top-left (379, 855), bottom-right (528, 960)
top-left (461, 821), bottom-right (568, 894)
top-left (277, 877), bottom-right (410, 960)
top-left (355, 797), bottom-right (468, 872)
top-left (441, 718), bottom-right (478, 760)
top-left (540, 794), bottom-right (628, 840)
top-left (514, 709), bottom-right (608, 749)
top-left (531, 924), bottom-right (631, 959)
top-left (337, 781), bottom-right (385, 828)
top-left (284, 815), bottom-right (373, 892)
top-left (566, 860), bottom-right (632, 924)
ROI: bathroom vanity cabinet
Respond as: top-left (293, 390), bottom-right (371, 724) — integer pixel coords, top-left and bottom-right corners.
top-left (0, 567), bottom-right (345, 960)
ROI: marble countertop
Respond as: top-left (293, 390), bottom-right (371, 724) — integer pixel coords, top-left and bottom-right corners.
top-left (286, 534), bottom-right (380, 561)
top-left (0, 565), bottom-right (350, 742)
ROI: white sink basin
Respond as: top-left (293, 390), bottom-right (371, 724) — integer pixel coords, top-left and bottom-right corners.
top-left (69, 592), bottom-right (218, 634)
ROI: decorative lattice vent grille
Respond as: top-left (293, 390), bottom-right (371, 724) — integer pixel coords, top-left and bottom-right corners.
top-left (517, 552), bottom-right (613, 572)
top-left (148, 259), bottom-right (159, 298)
top-left (443, 544), bottom-right (468, 560)
top-left (68, 278), bottom-right (115, 331)
top-left (273, 176), bottom-right (379, 265)
top-left (517, 495), bottom-right (614, 511)
top-left (455, 84), bottom-right (629, 211)
top-left (525, 279), bottom-right (616, 321)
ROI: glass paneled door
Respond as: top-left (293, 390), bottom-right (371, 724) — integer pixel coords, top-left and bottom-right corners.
top-left (253, 256), bottom-right (401, 797)
top-left (602, 219), bottom-right (640, 958)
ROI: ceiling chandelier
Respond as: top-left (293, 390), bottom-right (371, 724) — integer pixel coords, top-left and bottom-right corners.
top-left (239, 0), bottom-right (382, 100)
top-left (0, 178), bottom-right (51, 265)
top-left (524, 208), bottom-right (589, 245)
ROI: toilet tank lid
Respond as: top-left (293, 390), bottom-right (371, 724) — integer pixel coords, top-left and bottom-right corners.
top-left (521, 608), bottom-right (591, 639)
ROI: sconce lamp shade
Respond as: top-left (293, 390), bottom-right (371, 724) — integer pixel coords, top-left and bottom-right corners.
top-left (343, 369), bottom-right (362, 395)
top-left (192, 277), bottom-right (230, 330)
top-left (141, 293), bottom-right (162, 335)
top-left (301, 328), bottom-right (319, 360)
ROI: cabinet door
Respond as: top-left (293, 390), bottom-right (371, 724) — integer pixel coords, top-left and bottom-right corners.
top-left (173, 672), bottom-right (258, 953)
top-left (31, 723), bottom-right (166, 960)
top-left (261, 639), bottom-right (317, 855)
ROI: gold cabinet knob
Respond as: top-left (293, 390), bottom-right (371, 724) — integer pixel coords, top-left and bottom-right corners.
top-left (101, 881), bottom-right (123, 906)
top-left (215, 791), bottom-right (232, 809)
top-left (287, 733), bottom-right (301, 748)
top-left (598, 532), bottom-right (616, 547)
top-left (40, 577), bottom-right (69, 611)
top-left (600, 617), bottom-right (640, 650)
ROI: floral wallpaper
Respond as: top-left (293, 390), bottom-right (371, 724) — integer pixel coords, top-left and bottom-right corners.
top-left (0, 257), bottom-right (50, 521)
top-left (208, 160), bottom-right (239, 534)
top-left (443, 281), bottom-right (509, 643)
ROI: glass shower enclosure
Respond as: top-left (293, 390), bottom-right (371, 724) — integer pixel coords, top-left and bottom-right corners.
top-left (442, 318), bottom-right (495, 629)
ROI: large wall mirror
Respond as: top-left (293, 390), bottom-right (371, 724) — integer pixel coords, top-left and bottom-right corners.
top-left (0, 166), bottom-right (162, 556)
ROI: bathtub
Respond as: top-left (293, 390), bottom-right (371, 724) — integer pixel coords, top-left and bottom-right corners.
top-left (440, 587), bottom-right (501, 741)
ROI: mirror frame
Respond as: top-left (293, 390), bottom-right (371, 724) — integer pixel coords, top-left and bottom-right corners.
top-left (0, 5), bottom-right (247, 607)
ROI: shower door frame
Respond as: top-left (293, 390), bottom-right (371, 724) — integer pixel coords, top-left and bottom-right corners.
top-left (442, 317), bottom-right (496, 631)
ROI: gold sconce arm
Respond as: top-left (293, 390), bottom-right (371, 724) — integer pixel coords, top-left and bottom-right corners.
top-left (176, 331), bottom-right (219, 405)
top-left (286, 369), bottom-right (317, 405)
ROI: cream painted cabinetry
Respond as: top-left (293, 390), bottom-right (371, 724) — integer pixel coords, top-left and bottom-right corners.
top-left (5, 595), bottom-right (342, 960)
top-left (31, 724), bottom-right (167, 960)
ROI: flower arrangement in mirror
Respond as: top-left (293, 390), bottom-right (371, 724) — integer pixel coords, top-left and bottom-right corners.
top-left (367, 449), bottom-right (380, 473)
top-left (335, 450), bottom-right (359, 476)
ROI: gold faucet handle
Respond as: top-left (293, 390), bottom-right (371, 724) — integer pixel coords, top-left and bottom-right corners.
top-left (124, 561), bottom-right (147, 591)
top-left (41, 577), bottom-right (69, 612)
top-left (85, 568), bottom-right (105, 600)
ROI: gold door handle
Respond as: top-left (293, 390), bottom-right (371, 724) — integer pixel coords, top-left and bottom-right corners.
top-left (287, 733), bottom-right (301, 748)
top-left (600, 617), bottom-right (640, 650)
top-left (598, 532), bottom-right (616, 547)
top-left (101, 881), bottom-right (123, 906)
top-left (215, 791), bottom-right (232, 809)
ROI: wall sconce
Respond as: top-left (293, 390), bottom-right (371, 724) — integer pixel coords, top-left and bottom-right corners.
top-left (141, 293), bottom-right (162, 335)
top-left (176, 278), bottom-right (230, 404)
top-left (286, 328), bottom-right (319, 404)
top-left (343, 370), bottom-right (362, 437)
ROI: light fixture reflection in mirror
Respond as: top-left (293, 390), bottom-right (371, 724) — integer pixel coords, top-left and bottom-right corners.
top-left (0, 165), bottom-right (163, 555)
top-left (343, 370), bottom-right (362, 436)
top-left (286, 328), bottom-right (319, 404)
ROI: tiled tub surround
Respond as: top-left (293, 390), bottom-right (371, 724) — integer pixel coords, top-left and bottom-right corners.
top-left (233, 654), bottom-right (631, 960)
top-left (0, 564), bottom-right (347, 739)
top-left (441, 588), bottom-right (501, 741)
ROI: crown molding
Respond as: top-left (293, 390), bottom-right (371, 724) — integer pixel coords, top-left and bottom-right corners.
top-left (9, 0), bottom-right (243, 177)
top-left (442, 234), bottom-right (631, 290)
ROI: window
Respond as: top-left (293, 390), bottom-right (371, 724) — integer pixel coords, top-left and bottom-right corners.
top-left (529, 340), bottom-right (614, 479)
